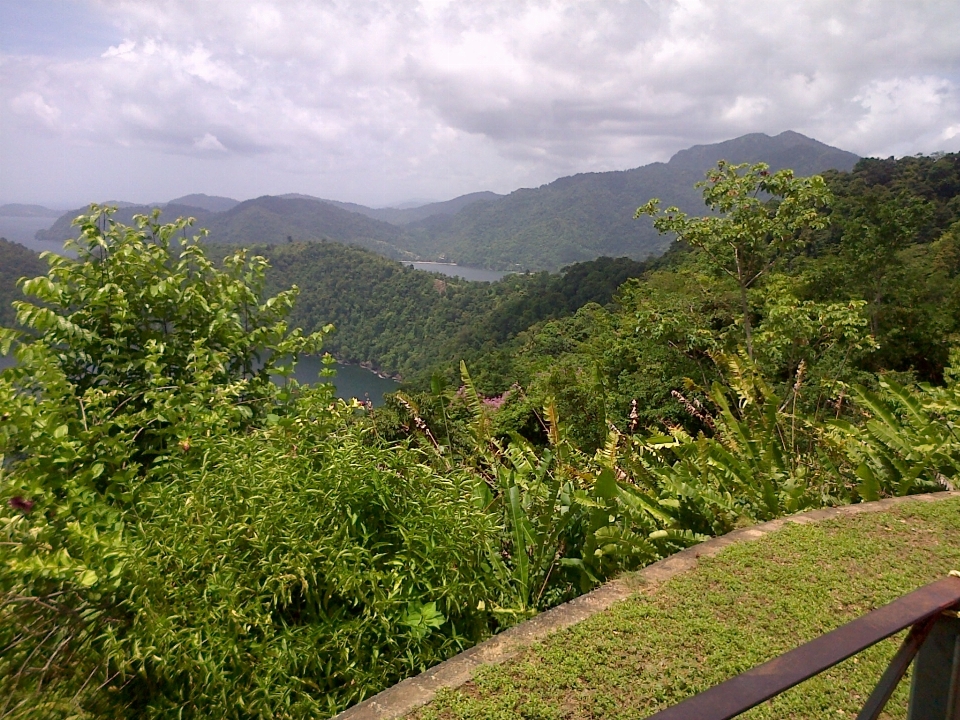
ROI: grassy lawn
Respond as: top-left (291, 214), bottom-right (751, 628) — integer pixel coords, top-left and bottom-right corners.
top-left (415, 497), bottom-right (960, 720)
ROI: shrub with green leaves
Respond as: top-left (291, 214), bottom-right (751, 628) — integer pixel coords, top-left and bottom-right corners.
top-left (827, 370), bottom-right (960, 499)
top-left (0, 209), bottom-right (501, 718)
top-left (115, 408), bottom-right (497, 717)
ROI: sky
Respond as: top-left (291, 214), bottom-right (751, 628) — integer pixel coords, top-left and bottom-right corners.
top-left (1, 0), bottom-right (959, 209)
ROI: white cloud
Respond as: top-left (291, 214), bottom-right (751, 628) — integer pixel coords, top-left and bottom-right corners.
top-left (11, 91), bottom-right (61, 128)
top-left (102, 39), bottom-right (137, 59)
top-left (1, 0), bottom-right (960, 205)
top-left (837, 75), bottom-right (960, 156)
top-left (193, 132), bottom-right (226, 151)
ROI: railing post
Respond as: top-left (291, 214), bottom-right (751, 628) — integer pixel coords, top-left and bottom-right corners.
top-left (908, 613), bottom-right (960, 720)
top-left (857, 616), bottom-right (938, 720)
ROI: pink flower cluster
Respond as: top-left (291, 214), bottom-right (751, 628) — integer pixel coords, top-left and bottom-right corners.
top-left (482, 392), bottom-right (508, 409)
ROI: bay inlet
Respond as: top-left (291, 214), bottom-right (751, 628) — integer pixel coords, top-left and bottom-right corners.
top-left (404, 262), bottom-right (508, 283)
top-left (286, 357), bottom-right (399, 407)
top-left (0, 355), bottom-right (399, 407)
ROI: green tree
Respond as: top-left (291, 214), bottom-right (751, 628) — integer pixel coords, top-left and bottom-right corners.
top-left (832, 188), bottom-right (933, 335)
top-left (3, 206), bottom-right (328, 469)
top-left (636, 162), bottom-right (831, 359)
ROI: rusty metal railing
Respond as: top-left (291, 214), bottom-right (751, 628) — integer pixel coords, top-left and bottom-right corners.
top-left (645, 574), bottom-right (960, 720)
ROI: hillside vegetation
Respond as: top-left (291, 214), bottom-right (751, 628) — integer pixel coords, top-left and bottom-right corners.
top-left (2, 152), bottom-right (960, 718)
top-left (245, 242), bottom-right (658, 383)
top-left (0, 238), bottom-right (46, 326)
top-left (364, 152), bottom-right (960, 449)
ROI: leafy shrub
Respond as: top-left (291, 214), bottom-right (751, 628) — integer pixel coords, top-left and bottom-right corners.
top-left (827, 372), bottom-right (960, 499)
top-left (0, 209), bottom-right (500, 717)
top-left (117, 404), bottom-right (497, 717)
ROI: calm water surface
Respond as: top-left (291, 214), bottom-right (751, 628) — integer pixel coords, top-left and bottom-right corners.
top-left (288, 357), bottom-right (399, 406)
top-left (0, 217), bottom-right (67, 255)
top-left (0, 355), bottom-right (399, 406)
top-left (405, 262), bottom-right (507, 282)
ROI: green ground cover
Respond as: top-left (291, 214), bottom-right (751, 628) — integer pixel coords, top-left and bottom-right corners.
top-left (416, 496), bottom-right (960, 720)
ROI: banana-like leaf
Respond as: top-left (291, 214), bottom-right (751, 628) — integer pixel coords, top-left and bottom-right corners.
top-left (506, 484), bottom-right (532, 607)
top-left (855, 462), bottom-right (881, 501)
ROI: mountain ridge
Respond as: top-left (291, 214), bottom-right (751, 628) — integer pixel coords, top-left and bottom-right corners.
top-left (0, 204), bottom-right (63, 218)
top-left (34, 131), bottom-right (859, 270)
top-left (165, 194), bottom-right (240, 213)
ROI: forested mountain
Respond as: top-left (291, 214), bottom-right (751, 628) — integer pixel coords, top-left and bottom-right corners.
top-left (202, 197), bottom-right (409, 257)
top-left (394, 131), bottom-right (859, 270)
top-left (244, 241), bottom-right (656, 382)
top-left (33, 132), bottom-right (858, 270)
top-left (0, 238), bottom-right (46, 326)
top-left (667, 130), bottom-right (858, 176)
top-left (36, 196), bottom-right (409, 259)
top-left (36, 203), bottom-right (216, 244)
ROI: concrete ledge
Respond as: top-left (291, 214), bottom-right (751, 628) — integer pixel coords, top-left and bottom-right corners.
top-left (334, 490), bottom-right (960, 720)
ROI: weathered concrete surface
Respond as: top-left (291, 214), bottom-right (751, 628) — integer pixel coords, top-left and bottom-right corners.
top-left (334, 491), bottom-right (960, 720)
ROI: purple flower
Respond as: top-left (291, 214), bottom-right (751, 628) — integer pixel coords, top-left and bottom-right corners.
top-left (8, 496), bottom-right (35, 514)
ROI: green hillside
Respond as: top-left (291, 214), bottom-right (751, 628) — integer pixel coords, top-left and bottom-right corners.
top-left (202, 196), bottom-right (408, 258)
top-left (0, 238), bottom-right (47, 326)
top-left (395, 131), bottom-right (859, 270)
top-left (246, 241), bottom-right (656, 383)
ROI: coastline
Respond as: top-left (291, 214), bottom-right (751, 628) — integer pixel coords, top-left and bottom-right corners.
top-left (352, 358), bottom-right (403, 383)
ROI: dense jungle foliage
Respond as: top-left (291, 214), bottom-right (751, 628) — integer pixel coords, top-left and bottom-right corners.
top-left (290, 152), bottom-right (959, 449)
top-left (2, 152), bottom-right (960, 718)
top-left (243, 242), bottom-right (657, 384)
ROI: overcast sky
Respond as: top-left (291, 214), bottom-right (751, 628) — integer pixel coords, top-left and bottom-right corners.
top-left (2, 0), bottom-right (959, 208)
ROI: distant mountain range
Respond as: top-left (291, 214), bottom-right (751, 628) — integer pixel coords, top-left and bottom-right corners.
top-left (0, 204), bottom-right (63, 218)
top-left (30, 131), bottom-right (859, 271)
top-left (310, 191), bottom-right (504, 225)
top-left (166, 194), bottom-right (240, 213)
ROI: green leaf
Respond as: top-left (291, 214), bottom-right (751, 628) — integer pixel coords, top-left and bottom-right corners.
top-left (506, 484), bottom-right (531, 606)
top-left (856, 462), bottom-right (881, 502)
